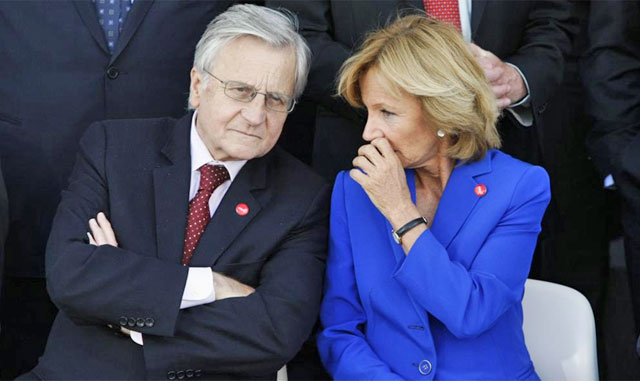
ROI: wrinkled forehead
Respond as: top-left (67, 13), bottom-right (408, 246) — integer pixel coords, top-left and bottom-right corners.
top-left (210, 36), bottom-right (297, 94)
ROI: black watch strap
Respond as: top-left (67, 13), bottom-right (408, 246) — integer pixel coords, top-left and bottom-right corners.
top-left (392, 216), bottom-right (428, 244)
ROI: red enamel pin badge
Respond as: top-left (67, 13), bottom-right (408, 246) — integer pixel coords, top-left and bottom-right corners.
top-left (235, 203), bottom-right (249, 216)
top-left (474, 184), bottom-right (487, 197)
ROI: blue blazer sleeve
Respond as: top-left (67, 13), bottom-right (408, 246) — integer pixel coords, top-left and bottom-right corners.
top-left (317, 172), bottom-right (403, 379)
top-left (393, 166), bottom-right (550, 338)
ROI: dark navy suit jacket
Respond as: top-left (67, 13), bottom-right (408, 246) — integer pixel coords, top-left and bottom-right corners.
top-left (266, 0), bottom-right (576, 179)
top-left (318, 150), bottom-right (550, 379)
top-left (34, 114), bottom-right (330, 379)
top-left (0, 0), bottom-right (236, 278)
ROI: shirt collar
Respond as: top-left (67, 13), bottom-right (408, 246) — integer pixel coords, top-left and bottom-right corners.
top-left (190, 110), bottom-right (246, 181)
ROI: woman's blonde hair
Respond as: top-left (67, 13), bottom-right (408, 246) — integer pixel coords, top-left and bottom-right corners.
top-left (338, 14), bottom-right (500, 162)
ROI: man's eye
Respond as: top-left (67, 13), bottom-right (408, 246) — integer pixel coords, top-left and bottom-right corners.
top-left (267, 93), bottom-right (286, 105)
top-left (228, 85), bottom-right (254, 97)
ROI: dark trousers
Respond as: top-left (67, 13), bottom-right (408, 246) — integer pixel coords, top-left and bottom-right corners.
top-left (0, 277), bottom-right (57, 380)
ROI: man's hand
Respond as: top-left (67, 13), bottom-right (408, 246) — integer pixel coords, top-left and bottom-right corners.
top-left (213, 272), bottom-right (255, 300)
top-left (87, 212), bottom-right (119, 247)
top-left (470, 43), bottom-right (527, 109)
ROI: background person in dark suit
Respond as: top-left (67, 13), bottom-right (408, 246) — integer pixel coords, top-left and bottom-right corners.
top-left (24, 5), bottom-right (329, 379)
top-left (0, 160), bottom-right (8, 332)
top-left (0, 0), bottom-right (238, 376)
top-left (267, 0), bottom-right (575, 180)
top-left (584, 0), bottom-right (640, 339)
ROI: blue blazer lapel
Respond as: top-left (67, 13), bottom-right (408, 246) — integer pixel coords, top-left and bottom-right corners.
top-left (109, 0), bottom-right (154, 64)
top-left (188, 153), bottom-right (268, 267)
top-left (430, 154), bottom-right (492, 248)
top-left (72, 0), bottom-right (110, 55)
top-left (153, 113), bottom-right (192, 263)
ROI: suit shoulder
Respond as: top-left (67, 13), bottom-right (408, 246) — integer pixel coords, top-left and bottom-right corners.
top-left (268, 147), bottom-right (329, 190)
top-left (487, 150), bottom-right (548, 181)
top-left (485, 150), bottom-right (550, 201)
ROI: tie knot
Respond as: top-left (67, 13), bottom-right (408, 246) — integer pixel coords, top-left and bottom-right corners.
top-left (199, 164), bottom-right (230, 193)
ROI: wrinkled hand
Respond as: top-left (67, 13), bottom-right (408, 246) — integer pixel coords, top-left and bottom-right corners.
top-left (470, 43), bottom-right (527, 109)
top-left (87, 212), bottom-right (119, 247)
top-left (349, 138), bottom-right (417, 225)
top-left (213, 272), bottom-right (255, 300)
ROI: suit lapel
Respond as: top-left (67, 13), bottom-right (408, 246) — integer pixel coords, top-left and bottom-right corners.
top-left (72, 0), bottom-right (109, 54)
top-left (430, 154), bottom-right (492, 248)
top-left (109, 0), bottom-right (155, 64)
top-left (153, 114), bottom-right (192, 263)
top-left (471, 0), bottom-right (488, 36)
top-left (188, 154), bottom-right (268, 267)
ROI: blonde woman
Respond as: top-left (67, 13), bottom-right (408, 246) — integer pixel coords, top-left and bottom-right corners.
top-left (317, 15), bottom-right (549, 380)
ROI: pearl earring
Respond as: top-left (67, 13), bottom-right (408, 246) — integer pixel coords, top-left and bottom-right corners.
top-left (436, 129), bottom-right (445, 138)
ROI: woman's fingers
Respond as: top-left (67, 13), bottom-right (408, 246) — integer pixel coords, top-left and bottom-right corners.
top-left (357, 144), bottom-right (384, 166)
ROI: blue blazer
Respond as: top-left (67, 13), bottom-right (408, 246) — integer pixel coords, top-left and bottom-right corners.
top-left (318, 150), bottom-right (550, 380)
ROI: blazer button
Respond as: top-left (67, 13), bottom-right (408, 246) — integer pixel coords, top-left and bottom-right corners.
top-left (418, 359), bottom-right (432, 375)
top-left (119, 316), bottom-right (128, 326)
top-left (185, 369), bottom-right (194, 378)
top-left (176, 370), bottom-right (185, 379)
top-left (194, 369), bottom-right (202, 378)
top-left (145, 317), bottom-right (155, 327)
top-left (136, 318), bottom-right (145, 328)
top-left (127, 317), bottom-right (136, 327)
top-left (167, 371), bottom-right (176, 380)
top-left (536, 102), bottom-right (547, 114)
top-left (106, 66), bottom-right (119, 79)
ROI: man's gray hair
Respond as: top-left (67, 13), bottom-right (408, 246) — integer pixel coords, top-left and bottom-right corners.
top-left (191, 4), bottom-right (310, 102)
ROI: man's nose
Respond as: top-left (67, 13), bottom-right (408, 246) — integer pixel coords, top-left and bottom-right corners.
top-left (241, 94), bottom-right (267, 125)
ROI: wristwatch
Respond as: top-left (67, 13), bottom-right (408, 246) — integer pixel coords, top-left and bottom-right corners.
top-left (392, 216), bottom-right (428, 244)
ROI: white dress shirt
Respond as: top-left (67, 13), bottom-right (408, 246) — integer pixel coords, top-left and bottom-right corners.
top-left (130, 110), bottom-right (247, 345)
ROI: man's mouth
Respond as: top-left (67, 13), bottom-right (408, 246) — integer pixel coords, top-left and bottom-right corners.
top-left (230, 129), bottom-right (261, 139)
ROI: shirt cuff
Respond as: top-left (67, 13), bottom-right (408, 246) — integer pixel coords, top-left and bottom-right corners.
top-left (504, 63), bottom-right (533, 127)
top-left (180, 267), bottom-right (216, 309)
top-left (604, 174), bottom-right (615, 189)
top-left (130, 330), bottom-right (143, 345)
top-left (505, 63), bottom-right (531, 107)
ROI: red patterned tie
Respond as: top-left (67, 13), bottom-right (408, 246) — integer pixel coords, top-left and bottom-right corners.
top-left (181, 164), bottom-right (230, 265)
top-left (423, 0), bottom-right (462, 32)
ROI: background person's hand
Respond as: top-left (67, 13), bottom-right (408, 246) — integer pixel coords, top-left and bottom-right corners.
top-left (470, 43), bottom-right (527, 109)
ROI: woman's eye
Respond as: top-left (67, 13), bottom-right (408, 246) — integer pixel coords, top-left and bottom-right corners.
top-left (381, 109), bottom-right (395, 117)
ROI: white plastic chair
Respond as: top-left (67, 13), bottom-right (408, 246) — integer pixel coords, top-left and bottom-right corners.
top-left (522, 279), bottom-right (599, 380)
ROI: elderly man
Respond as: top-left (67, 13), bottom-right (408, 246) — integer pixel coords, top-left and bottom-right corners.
top-left (24, 5), bottom-right (329, 380)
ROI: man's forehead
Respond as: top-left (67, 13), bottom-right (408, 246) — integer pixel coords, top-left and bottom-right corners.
top-left (211, 37), bottom-right (296, 92)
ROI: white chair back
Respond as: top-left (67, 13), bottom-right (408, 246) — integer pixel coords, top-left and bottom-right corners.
top-left (522, 279), bottom-right (599, 380)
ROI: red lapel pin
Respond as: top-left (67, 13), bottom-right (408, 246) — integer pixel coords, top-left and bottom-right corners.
top-left (474, 184), bottom-right (487, 197)
top-left (235, 203), bottom-right (249, 216)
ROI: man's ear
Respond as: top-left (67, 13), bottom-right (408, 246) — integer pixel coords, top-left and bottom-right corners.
top-left (189, 67), bottom-right (202, 109)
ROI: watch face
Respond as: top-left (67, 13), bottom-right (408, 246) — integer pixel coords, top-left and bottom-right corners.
top-left (392, 231), bottom-right (401, 245)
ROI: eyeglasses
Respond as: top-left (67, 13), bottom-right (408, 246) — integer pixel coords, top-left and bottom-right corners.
top-left (202, 69), bottom-right (296, 113)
